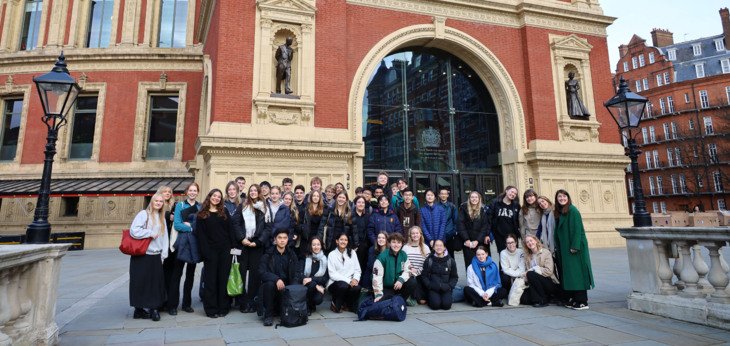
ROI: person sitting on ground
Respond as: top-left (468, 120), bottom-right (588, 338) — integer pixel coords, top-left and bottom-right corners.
top-left (327, 234), bottom-right (362, 313)
top-left (499, 233), bottom-right (525, 293)
top-left (258, 228), bottom-right (301, 326)
top-left (464, 246), bottom-right (506, 307)
top-left (298, 236), bottom-right (328, 315)
top-left (360, 231), bottom-right (388, 291)
top-left (372, 232), bottom-right (418, 302)
top-left (420, 239), bottom-right (458, 310)
top-left (402, 226), bottom-right (431, 305)
top-left (522, 234), bottom-right (560, 307)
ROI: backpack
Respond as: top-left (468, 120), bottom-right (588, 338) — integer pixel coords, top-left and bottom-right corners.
top-left (275, 285), bottom-right (308, 328)
top-left (356, 295), bottom-right (407, 322)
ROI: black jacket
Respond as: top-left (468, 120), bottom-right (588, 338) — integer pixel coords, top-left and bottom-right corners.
top-left (457, 203), bottom-right (489, 242)
top-left (259, 247), bottom-right (302, 285)
top-left (231, 204), bottom-right (270, 249)
top-left (351, 209), bottom-right (371, 249)
top-left (302, 208), bottom-right (326, 244)
top-left (195, 210), bottom-right (234, 261)
top-left (319, 209), bottom-right (352, 251)
top-left (297, 255), bottom-right (329, 287)
top-left (485, 197), bottom-right (520, 240)
top-left (421, 253), bottom-right (459, 293)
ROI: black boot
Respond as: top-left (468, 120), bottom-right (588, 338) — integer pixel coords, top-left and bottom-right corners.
top-left (133, 308), bottom-right (150, 319)
top-left (150, 309), bottom-right (161, 321)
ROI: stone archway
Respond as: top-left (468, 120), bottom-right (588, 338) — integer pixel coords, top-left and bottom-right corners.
top-left (348, 21), bottom-right (528, 187)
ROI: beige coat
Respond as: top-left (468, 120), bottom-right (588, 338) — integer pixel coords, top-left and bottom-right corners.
top-left (525, 248), bottom-right (559, 284)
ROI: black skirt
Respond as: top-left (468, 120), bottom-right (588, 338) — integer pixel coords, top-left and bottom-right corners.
top-left (129, 254), bottom-right (166, 309)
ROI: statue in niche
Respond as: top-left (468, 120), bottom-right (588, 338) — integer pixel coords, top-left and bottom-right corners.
top-left (275, 37), bottom-right (294, 94)
top-left (565, 71), bottom-right (590, 119)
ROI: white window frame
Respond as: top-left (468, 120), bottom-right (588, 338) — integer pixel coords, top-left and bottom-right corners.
top-left (699, 90), bottom-right (709, 108)
top-left (664, 72), bottom-right (670, 85)
top-left (684, 93), bottom-right (690, 103)
top-left (667, 148), bottom-right (674, 167)
top-left (628, 178), bottom-right (634, 197)
top-left (696, 64), bottom-right (705, 78)
top-left (716, 38), bottom-right (725, 51)
top-left (663, 123), bottom-right (669, 140)
top-left (667, 96), bottom-right (674, 113)
top-left (722, 59), bottom-right (730, 74)
top-left (623, 61), bottom-right (629, 72)
top-left (649, 52), bottom-right (655, 64)
top-left (719, 199), bottom-right (726, 210)
top-left (649, 176), bottom-right (656, 195)
top-left (679, 174), bottom-right (687, 193)
top-left (652, 202), bottom-right (659, 213)
top-left (632, 56), bottom-right (638, 69)
top-left (714, 171), bottom-right (723, 192)
top-left (656, 75), bottom-right (663, 87)
top-left (697, 174), bottom-right (703, 188)
top-left (643, 78), bottom-right (649, 90)
top-left (645, 151), bottom-right (652, 169)
top-left (660, 201), bottom-right (667, 213)
top-left (675, 147), bottom-right (682, 166)
top-left (667, 49), bottom-right (677, 61)
top-left (653, 149), bottom-right (660, 167)
top-left (670, 122), bottom-right (678, 139)
top-left (649, 126), bottom-right (656, 142)
top-left (659, 98), bottom-right (666, 114)
top-left (671, 175), bottom-right (678, 194)
top-left (642, 127), bottom-right (648, 144)
top-left (693, 43), bottom-right (702, 56)
top-left (708, 143), bottom-right (718, 163)
top-left (704, 116), bottom-right (714, 135)
top-left (726, 86), bottom-right (730, 105)
top-left (689, 118), bottom-right (695, 130)
top-left (657, 176), bottom-right (664, 194)
top-left (639, 54), bottom-right (645, 67)
top-left (635, 80), bottom-right (642, 92)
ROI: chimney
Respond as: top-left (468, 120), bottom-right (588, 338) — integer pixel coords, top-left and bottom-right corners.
top-left (721, 8), bottom-right (730, 47)
top-left (651, 28), bottom-right (674, 47)
top-left (618, 44), bottom-right (628, 58)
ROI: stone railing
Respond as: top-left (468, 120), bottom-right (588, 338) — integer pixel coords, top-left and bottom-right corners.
top-left (617, 227), bottom-right (730, 330)
top-left (0, 244), bottom-right (70, 346)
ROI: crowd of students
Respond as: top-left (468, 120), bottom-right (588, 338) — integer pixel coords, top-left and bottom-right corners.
top-left (127, 172), bottom-right (595, 326)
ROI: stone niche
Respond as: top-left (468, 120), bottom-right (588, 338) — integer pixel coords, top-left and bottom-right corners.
top-left (549, 33), bottom-right (601, 143)
top-left (253, 0), bottom-right (316, 127)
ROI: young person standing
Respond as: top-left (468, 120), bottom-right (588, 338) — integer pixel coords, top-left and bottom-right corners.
top-left (367, 195), bottom-right (402, 244)
top-left (458, 191), bottom-right (489, 269)
top-left (167, 182), bottom-right (201, 315)
top-left (519, 189), bottom-right (541, 239)
top-left (438, 188), bottom-right (459, 258)
top-left (396, 188), bottom-right (421, 235)
top-left (554, 189), bottom-right (594, 310)
top-left (485, 186), bottom-right (520, 255)
top-left (420, 189), bottom-right (446, 249)
top-left (231, 184), bottom-right (268, 313)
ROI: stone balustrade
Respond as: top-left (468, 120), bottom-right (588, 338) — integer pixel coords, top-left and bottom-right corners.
top-left (617, 227), bottom-right (730, 330)
top-left (0, 244), bottom-right (70, 346)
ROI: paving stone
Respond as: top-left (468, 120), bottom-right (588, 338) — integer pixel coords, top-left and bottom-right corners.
top-left (461, 332), bottom-right (539, 346)
top-left (57, 334), bottom-right (110, 346)
top-left (434, 320), bottom-right (497, 336)
top-left (227, 339), bottom-right (288, 346)
top-left (613, 341), bottom-right (671, 346)
top-left (124, 316), bottom-right (178, 329)
top-left (61, 310), bottom-right (127, 332)
top-left (564, 325), bottom-right (644, 344)
top-left (705, 332), bottom-right (730, 342)
top-left (325, 320), bottom-right (395, 338)
top-left (275, 322), bottom-right (336, 341)
top-left (522, 315), bottom-right (591, 329)
top-left (164, 325), bottom-right (221, 343)
top-left (107, 329), bottom-right (165, 344)
top-left (399, 331), bottom-right (474, 346)
top-left (575, 312), bottom-right (639, 327)
top-left (415, 311), bottom-right (473, 324)
top-left (166, 338), bottom-right (226, 346)
top-left (499, 325), bottom-right (588, 346)
top-left (609, 323), bottom-right (680, 340)
top-left (286, 335), bottom-right (350, 346)
top-left (346, 333), bottom-right (411, 346)
top-left (220, 324), bottom-right (279, 343)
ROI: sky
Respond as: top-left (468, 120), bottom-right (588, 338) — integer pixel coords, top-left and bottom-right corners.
top-left (603, 0), bottom-right (728, 72)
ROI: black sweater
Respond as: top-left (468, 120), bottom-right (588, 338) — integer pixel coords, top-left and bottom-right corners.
top-left (421, 253), bottom-right (459, 293)
top-left (351, 210), bottom-right (370, 249)
top-left (259, 247), bottom-right (302, 285)
top-left (195, 210), bottom-right (234, 260)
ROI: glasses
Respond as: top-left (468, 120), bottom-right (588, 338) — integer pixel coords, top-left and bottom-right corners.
top-left (506, 241), bottom-right (516, 245)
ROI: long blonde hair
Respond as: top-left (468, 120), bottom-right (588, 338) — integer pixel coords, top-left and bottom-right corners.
top-left (155, 185), bottom-right (175, 212)
top-left (145, 193), bottom-right (167, 238)
top-left (284, 191), bottom-right (299, 224)
top-left (523, 234), bottom-right (543, 264)
top-left (408, 226), bottom-right (428, 257)
top-left (467, 191), bottom-right (483, 220)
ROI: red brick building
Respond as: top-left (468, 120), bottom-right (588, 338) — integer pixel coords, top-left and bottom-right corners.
top-left (614, 9), bottom-right (730, 213)
top-left (0, 0), bottom-right (630, 247)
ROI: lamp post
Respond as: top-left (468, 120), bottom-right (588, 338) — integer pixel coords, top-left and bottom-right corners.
top-left (604, 77), bottom-right (652, 227)
top-left (25, 53), bottom-right (80, 243)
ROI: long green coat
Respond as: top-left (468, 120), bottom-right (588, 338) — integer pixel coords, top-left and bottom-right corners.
top-left (554, 204), bottom-right (594, 291)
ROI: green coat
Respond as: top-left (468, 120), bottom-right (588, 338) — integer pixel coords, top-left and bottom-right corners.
top-left (554, 205), bottom-right (594, 291)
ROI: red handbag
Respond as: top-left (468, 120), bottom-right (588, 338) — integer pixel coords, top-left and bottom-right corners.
top-left (119, 229), bottom-right (152, 256)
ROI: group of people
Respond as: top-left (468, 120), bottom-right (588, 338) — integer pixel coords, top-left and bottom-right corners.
top-left (127, 171), bottom-right (594, 326)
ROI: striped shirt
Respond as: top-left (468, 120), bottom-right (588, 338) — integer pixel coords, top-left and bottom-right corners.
top-left (403, 243), bottom-right (431, 276)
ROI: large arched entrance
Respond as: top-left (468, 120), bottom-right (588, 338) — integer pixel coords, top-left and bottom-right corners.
top-left (362, 48), bottom-right (501, 205)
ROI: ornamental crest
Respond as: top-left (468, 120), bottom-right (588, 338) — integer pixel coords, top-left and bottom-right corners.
top-left (421, 126), bottom-right (441, 148)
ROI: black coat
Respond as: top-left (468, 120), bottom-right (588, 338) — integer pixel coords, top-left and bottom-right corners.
top-left (195, 211), bottom-right (234, 261)
top-left (421, 253), bottom-right (459, 293)
top-left (297, 256), bottom-right (329, 287)
top-left (351, 210), bottom-right (371, 249)
top-left (319, 209), bottom-right (352, 251)
top-left (231, 204), bottom-right (270, 249)
top-left (302, 208), bottom-right (326, 244)
top-left (457, 203), bottom-right (489, 242)
top-left (259, 247), bottom-right (302, 285)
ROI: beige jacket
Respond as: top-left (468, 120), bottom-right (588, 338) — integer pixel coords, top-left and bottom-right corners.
top-left (525, 248), bottom-right (559, 284)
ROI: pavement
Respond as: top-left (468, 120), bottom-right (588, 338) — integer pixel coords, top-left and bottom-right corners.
top-left (55, 246), bottom-right (730, 346)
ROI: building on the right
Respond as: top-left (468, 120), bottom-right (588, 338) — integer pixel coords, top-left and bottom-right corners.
top-left (614, 8), bottom-right (730, 214)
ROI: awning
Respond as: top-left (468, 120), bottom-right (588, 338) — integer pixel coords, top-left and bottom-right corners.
top-left (0, 177), bottom-right (194, 197)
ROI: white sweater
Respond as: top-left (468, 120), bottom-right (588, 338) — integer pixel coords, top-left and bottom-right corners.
top-left (499, 248), bottom-right (525, 279)
top-left (327, 248), bottom-right (361, 288)
top-left (130, 210), bottom-right (169, 260)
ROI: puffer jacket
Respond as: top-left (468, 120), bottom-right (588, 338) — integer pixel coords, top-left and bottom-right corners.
top-left (420, 203), bottom-right (446, 244)
top-left (367, 208), bottom-right (402, 244)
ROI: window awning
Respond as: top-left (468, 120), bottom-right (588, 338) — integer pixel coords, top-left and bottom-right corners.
top-left (0, 177), bottom-right (194, 197)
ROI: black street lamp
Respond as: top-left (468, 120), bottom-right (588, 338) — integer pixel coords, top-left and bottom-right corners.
top-left (25, 53), bottom-right (80, 243)
top-left (604, 77), bottom-right (652, 227)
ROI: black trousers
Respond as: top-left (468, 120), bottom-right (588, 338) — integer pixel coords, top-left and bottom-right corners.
top-left (201, 249), bottom-right (232, 315)
top-left (565, 289), bottom-right (588, 305)
top-left (167, 257), bottom-right (196, 309)
top-left (130, 254), bottom-right (165, 309)
top-left (445, 235), bottom-right (459, 259)
top-left (413, 275), bottom-right (428, 302)
top-left (356, 245), bottom-right (369, 278)
top-left (328, 281), bottom-right (361, 310)
top-left (427, 289), bottom-right (453, 310)
top-left (305, 282), bottom-right (325, 309)
top-left (526, 271), bottom-right (558, 304)
top-left (500, 272), bottom-right (515, 293)
top-left (381, 276), bottom-right (417, 301)
top-left (237, 246), bottom-right (264, 307)
top-left (493, 234), bottom-right (507, 256)
top-left (464, 286), bottom-right (507, 307)
top-left (161, 249), bottom-right (177, 308)
top-left (260, 281), bottom-right (283, 318)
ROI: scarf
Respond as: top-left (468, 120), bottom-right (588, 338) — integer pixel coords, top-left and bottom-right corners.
top-left (471, 255), bottom-right (501, 291)
top-left (304, 251), bottom-right (327, 277)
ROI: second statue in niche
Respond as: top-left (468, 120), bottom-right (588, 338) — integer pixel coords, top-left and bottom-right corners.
top-left (566, 71), bottom-right (590, 119)
top-left (275, 37), bottom-right (294, 95)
